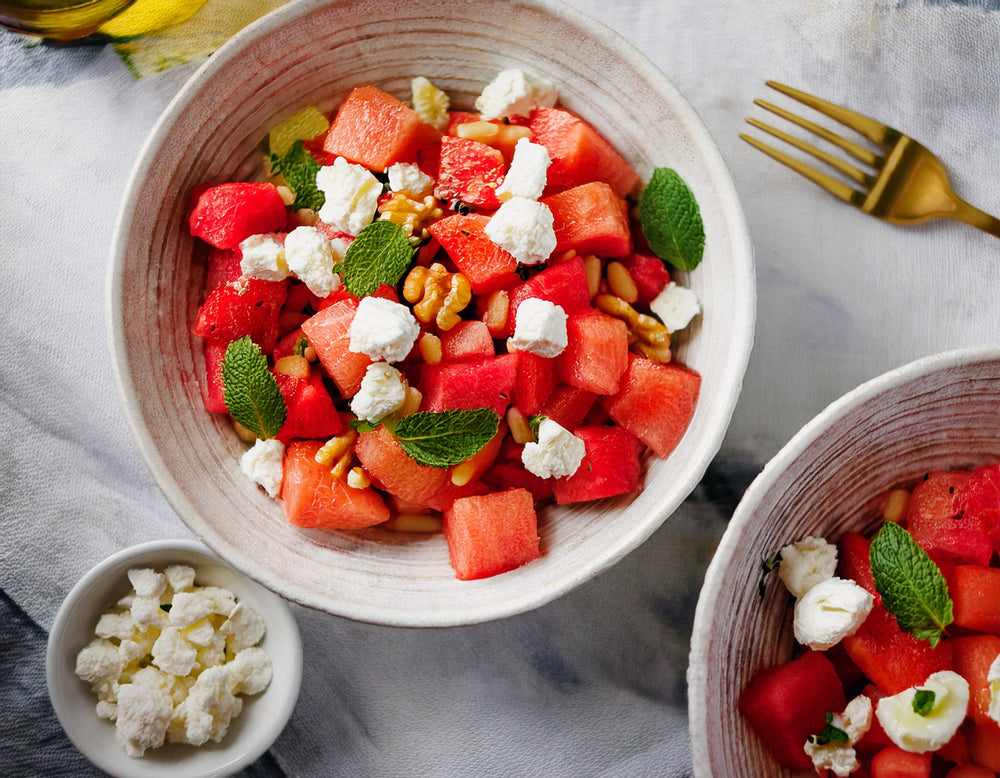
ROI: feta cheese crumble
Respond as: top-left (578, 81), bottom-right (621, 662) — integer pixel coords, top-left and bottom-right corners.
top-left (650, 281), bottom-right (701, 334)
top-left (348, 296), bottom-right (420, 363)
top-left (484, 196), bottom-right (557, 265)
top-left (475, 68), bottom-right (558, 121)
top-left (803, 694), bottom-right (872, 778)
top-left (495, 138), bottom-right (551, 202)
top-left (238, 233), bottom-right (288, 281)
top-left (792, 576), bottom-right (873, 651)
top-left (240, 437), bottom-right (285, 498)
top-left (316, 156), bottom-right (382, 236)
top-left (507, 297), bottom-right (568, 358)
top-left (521, 417), bottom-right (586, 479)
top-left (875, 671), bottom-right (970, 753)
top-left (387, 161), bottom-right (435, 198)
top-left (411, 75), bottom-right (450, 131)
top-left (283, 225), bottom-right (342, 298)
top-left (778, 536), bottom-right (838, 598)
top-left (351, 362), bottom-right (407, 422)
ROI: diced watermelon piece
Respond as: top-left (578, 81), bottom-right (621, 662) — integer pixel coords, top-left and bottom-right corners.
top-left (188, 182), bottom-right (288, 250)
top-left (855, 685), bottom-right (892, 753)
top-left (280, 440), bottom-right (389, 529)
top-left (504, 255), bottom-right (592, 336)
top-left (938, 728), bottom-right (971, 767)
top-left (838, 531), bottom-right (880, 598)
top-left (205, 248), bottom-right (244, 291)
top-left (322, 85), bottom-right (441, 171)
top-left (945, 764), bottom-right (998, 778)
top-left (200, 340), bottom-right (229, 413)
top-left (528, 106), bottom-right (641, 197)
top-left (869, 745), bottom-right (932, 778)
top-left (420, 354), bottom-right (517, 416)
top-left (600, 354), bottom-right (701, 457)
top-left (908, 471), bottom-right (994, 567)
top-left (953, 462), bottom-right (1000, 554)
top-left (556, 309), bottom-right (629, 395)
top-left (354, 425), bottom-right (449, 508)
top-left (739, 650), bottom-right (847, 771)
top-left (949, 565), bottom-right (1000, 635)
top-left (480, 460), bottom-right (554, 503)
top-left (952, 635), bottom-right (1000, 724)
top-left (300, 297), bottom-right (372, 398)
top-left (439, 320), bottom-right (496, 362)
top-left (273, 327), bottom-right (307, 362)
top-left (513, 349), bottom-right (558, 416)
top-left (274, 371), bottom-right (345, 443)
top-left (967, 719), bottom-right (1000, 771)
top-left (193, 277), bottom-right (288, 354)
top-left (542, 182), bottom-right (632, 258)
top-left (538, 384), bottom-right (598, 429)
top-left (427, 213), bottom-right (519, 295)
top-left (283, 281), bottom-right (323, 316)
top-left (433, 135), bottom-right (506, 210)
top-left (621, 253), bottom-right (671, 307)
top-left (442, 487), bottom-right (541, 580)
top-left (551, 425), bottom-right (643, 504)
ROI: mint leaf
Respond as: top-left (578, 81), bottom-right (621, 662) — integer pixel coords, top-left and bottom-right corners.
top-left (807, 712), bottom-right (849, 746)
top-left (338, 220), bottom-right (415, 297)
top-left (269, 140), bottom-right (324, 212)
top-left (393, 408), bottom-right (500, 468)
top-left (869, 520), bottom-right (953, 647)
top-left (913, 689), bottom-right (936, 716)
top-left (221, 336), bottom-right (286, 439)
top-left (638, 167), bottom-right (705, 271)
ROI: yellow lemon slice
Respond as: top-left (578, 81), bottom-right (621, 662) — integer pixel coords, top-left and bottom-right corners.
top-left (98, 0), bottom-right (209, 38)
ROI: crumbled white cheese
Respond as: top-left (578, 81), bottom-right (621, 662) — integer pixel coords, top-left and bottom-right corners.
top-left (495, 138), bottom-right (551, 201)
top-left (778, 536), bottom-right (838, 598)
top-left (283, 225), bottom-right (342, 298)
top-left (521, 418), bottom-right (586, 479)
top-left (151, 627), bottom-right (199, 677)
top-left (220, 601), bottom-right (267, 653)
top-left (229, 646), bottom-right (274, 696)
top-left (484, 196), bottom-right (557, 265)
top-left (130, 595), bottom-right (167, 629)
top-left (475, 68), bottom-right (558, 121)
top-left (168, 591), bottom-right (215, 628)
top-left (876, 670), bottom-right (970, 753)
top-left (316, 156), bottom-right (382, 236)
top-left (115, 682), bottom-right (173, 758)
top-left (650, 281), bottom-right (701, 334)
top-left (181, 617), bottom-right (218, 648)
top-left (387, 161), bottom-right (435, 198)
top-left (803, 695), bottom-right (872, 777)
top-left (793, 576), bottom-right (873, 651)
top-left (987, 652), bottom-right (1000, 725)
top-left (163, 564), bottom-right (196, 593)
top-left (351, 362), bottom-right (407, 422)
top-left (95, 611), bottom-right (136, 641)
top-left (183, 665), bottom-right (243, 745)
top-left (197, 585), bottom-right (238, 617)
top-left (348, 296), bottom-right (420, 363)
top-left (238, 233), bottom-right (288, 281)
top-left (507, 297), bottom-right (567, 357)
top-left (411, 76), bottom-right (450, 131)
top-left (75, 638), bottom-right (126, 688)
top-left (127, 568), bottom-right (167, 599)
top-left (240, 437), bottom-right (285, 499)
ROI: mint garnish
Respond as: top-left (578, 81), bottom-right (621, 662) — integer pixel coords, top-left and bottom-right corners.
top-left (221, 336), bottom-right (287, 440)
top-left (807, 713), bottom-right (849, 746)
top-left (912, 689), bottom-right (936, 716)
top-left (338, 220), bottom-right (415, 297)
top-left (392, 408), bottom-right (500, 468)
top-left (638, 167), bottom-right (705, 271)
top-left (869, 520), bottom-right (953, 647)
top-left (269, 140), bottom-right (324, 212)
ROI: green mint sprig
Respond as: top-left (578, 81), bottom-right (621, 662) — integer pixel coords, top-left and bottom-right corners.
top-left (269, 140), bottom-right (324, 212)
top-left (807, 713), bottom-right (849, 746)
top-left (338, 220), bottom-right (415, 297)
top-left (221, 336), bottom-right (287, 439)
top-left (912, 689), bottom-right (936, 716)
top-left (869, 520), bottom-right (953, 647)
top-left (638, 167), bottom-right (705, 271)
top-left (362, 408), bottom-right (499, 468)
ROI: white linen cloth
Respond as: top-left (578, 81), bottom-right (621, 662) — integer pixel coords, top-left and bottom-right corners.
top-left (2, 1), bottom-right (999, 775)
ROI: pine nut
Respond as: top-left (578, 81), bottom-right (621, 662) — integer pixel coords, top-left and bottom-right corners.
top-left (455, 121), bottom-right (500, 143)
top-left (346, 466), bottom-right (371, 490)
top-left (582, 255), bottom-right (602, 299)
top-left (882, 488), bottom-right (911, 523)
top-left (481, 289), bottom-right (509, 336)
top-left (506, 406), bottom-right (534, 444)
top-left (606, 261), bottom-right (638, 303)
top-left (274, 354), bottom-right (310, 379)
top-left (384, 513), bottom-right (443, 533)
top-left (419, 333), bottom-right (443, 365)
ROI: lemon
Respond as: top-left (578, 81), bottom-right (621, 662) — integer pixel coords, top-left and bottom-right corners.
top-left (269, 106), bottom-right (330, 158)
top-left (98, 0), bottom-right (209, 38)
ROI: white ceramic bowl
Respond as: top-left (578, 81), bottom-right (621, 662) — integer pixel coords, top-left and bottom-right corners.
top-left (108, 0), bottom-right (755, 626)
top-left (47, 540), bottom-right (302, 778)
top-left (688, 346), bottom-right (1000, 777)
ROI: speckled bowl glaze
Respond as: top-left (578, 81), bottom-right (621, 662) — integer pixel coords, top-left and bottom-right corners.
top-left (688, 346), bottom-right (1000, 776)
top-left (108, 0), bottom-right (755, 627)
top-left (46, 540), bottom-right (302, 778)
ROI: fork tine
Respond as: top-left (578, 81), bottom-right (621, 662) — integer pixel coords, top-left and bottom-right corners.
top-left (765, 81), bottom-right (896, 146)
top-left (739, 132), bottom-right (859, 204)
top-left (753, 98), bottom-right (882, 169)
top-left (745, 116), bottom-right (874, 187)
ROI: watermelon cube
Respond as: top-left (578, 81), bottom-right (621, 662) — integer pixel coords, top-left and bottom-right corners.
top-left (280, 440), bottom-right (389, 530)
top-left (967, 719), bottom-right (1000, 771)
top-left (513, 349), bottom-right (558, 416)
top-left (419, 354), bottom-right (517, 416)
top-left (354, 425), bottom-right (449, 508)
top-left (274, 371), bottom-right (345, 443)
top-left (427, 214), bottom-right (519, 294)
top-left (550, 425), bottom-right (643, 504)
top-left (908, 471), bottom-right (994, 567)
top-left (200, 340), bottom-right (229, 414)
top-left (439, 320), bottom-right (496, 362)
top-left (953, 462), bottom-right (1000, 555)
top-left (538, 384), bottom-right (598, 430)
top-left (949, 565), bottom-right (1000, 635)
top-left (556, 310), bottom-right (630, 395)
top-left (193, 277), bottom-right (289, 354)
top-left (504, 255), bottom-right (592, 336)
top-left (738, 650), bottom-right (847, 771)
top-left (205, 248), bottom-right (244, 291)
top-left (542, 182), bottom-right (632, 258)
top-left (600, 354), bottom-right (701, 457)
top-left (621, 253), bottom-right (671, 307)
top-left (433, 135), bottom-right (506, 210)
top-left (952, 635), bottom-right (1000, 724)
top-left (528, 106), bottom-right (641, 197)
top-left (322, 85), bottom-right (441, 171)
top-left (869, 745), bottom-right (931, 778)
top-left (442, 487), bottom-right (541, 580)
top-left (188, 182), bottom-right (288, 250)
top-left (300, 297), bottom-right (372, 398)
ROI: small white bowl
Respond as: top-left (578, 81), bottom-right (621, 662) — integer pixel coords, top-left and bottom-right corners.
top-left (688, 346), bottom-right (1000, 777)
top-left (46, 539), bottom-right (302, 778)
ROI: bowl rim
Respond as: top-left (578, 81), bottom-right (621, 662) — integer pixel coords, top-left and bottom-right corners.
top-left (106, 0), bottom-right (755, 626)
top-left (46, 538), bottom-right (303, 778)
top-left (686, 344), bottom-right (1000, 773)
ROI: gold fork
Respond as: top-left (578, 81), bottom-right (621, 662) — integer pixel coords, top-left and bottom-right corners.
top-left (741, 81), bottom-right (1000, 239)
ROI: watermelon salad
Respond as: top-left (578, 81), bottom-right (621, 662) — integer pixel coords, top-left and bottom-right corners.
top-left (186, 69), bottom-right (707, 581)
top-left (741, 465), bottom-right (1000, 777)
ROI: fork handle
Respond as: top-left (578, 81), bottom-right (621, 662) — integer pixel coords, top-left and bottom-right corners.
top-left (950, 198), bottom-right (1000, 239)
